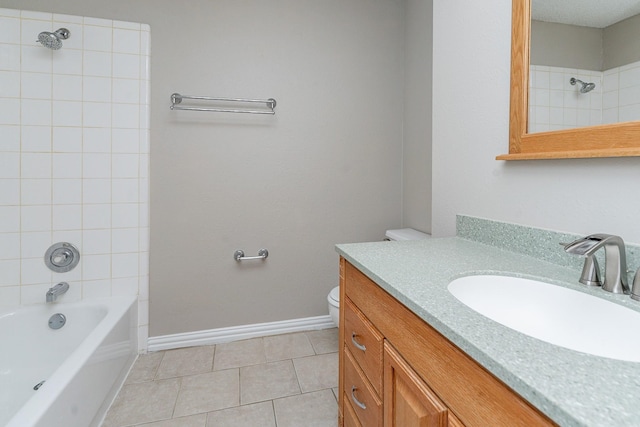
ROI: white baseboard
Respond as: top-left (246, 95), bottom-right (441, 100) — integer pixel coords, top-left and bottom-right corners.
top-left (147, 315), bottom-right (336, 352)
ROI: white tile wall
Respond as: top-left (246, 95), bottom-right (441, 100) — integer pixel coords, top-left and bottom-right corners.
top-left (529, 61), bottom-right (640, 133)
top-left (0, 7), bottom-right (150, 352)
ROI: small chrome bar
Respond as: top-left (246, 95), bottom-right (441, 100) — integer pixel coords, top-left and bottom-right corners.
top-left (234, 249), bottom-right (269, 261)
top-left (170, 93), bottom-right (276, 114)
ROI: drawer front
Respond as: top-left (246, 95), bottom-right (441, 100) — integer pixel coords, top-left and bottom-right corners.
top-left (344, 297), bottom-right (384, 394)
top-left (344, 348), bottom-right (382, 427)
top-left (343, 397), bottom-right (363, 427)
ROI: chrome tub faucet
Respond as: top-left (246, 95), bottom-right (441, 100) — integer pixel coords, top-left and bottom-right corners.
top-left (564, 234), bottom-right (630, 294)
top-left (46, 282), bottom-right (69, 303)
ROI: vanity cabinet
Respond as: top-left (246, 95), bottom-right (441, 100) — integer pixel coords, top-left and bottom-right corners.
top-left (338, 258), bottom-right (557, 427)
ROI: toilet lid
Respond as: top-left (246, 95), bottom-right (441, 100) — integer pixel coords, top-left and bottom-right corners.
top-left (329, 286), bottom-right (340, 303)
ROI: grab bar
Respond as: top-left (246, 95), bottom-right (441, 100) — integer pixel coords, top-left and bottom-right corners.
top-left (170, 93), bottom-right (276, 115)
top-left (234, 249), bottom-right (269, 261)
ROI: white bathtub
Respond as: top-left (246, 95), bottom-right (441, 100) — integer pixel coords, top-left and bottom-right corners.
top-left (0, 296), bottom-right (137, 427)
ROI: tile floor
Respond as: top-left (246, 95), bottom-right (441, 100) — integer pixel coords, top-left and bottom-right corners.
top-left (102, 328), bottom-right (339, 427)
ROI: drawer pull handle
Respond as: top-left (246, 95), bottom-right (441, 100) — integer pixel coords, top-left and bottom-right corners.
top-left (351, 386), bottom-right (367, 410)
top-left (351, 333), bottom-right (366, 351)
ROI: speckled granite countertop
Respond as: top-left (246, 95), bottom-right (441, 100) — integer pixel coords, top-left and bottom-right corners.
top-left (335, 217), bottom-right (640, 427)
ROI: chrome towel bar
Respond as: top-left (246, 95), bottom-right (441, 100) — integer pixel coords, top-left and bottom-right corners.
top-left (234, 249), bottom-right (269, 261)
top-left (170, 93), bottom-right (276, 115)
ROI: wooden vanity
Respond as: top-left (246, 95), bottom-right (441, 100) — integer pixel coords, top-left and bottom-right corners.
top-left (338, 258), bottom-right (557, 427)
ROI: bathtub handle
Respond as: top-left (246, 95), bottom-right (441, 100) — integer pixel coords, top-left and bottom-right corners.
top-left (45, 242), bottom-right (80, 273)
top-left (234, 249), bottom-right (269, 261)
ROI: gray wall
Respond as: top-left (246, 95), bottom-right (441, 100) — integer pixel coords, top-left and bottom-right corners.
top-left (530, 20), bottom-right (603, 70)
top-left (531, 16), bottom-right (640, 70)
top-left (402, 0), bottom-right (433, 234)
top-left (604, 14), bottom-right (640, 69)
top-left (3, 0), bottom-right (408, 336)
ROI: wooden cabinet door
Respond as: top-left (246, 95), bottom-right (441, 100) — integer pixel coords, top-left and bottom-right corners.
top-left (384, 341), bottom-right (449, 427)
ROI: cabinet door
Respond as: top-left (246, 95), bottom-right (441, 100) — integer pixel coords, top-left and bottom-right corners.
top-left (384, 341), bottom-right (449, 427)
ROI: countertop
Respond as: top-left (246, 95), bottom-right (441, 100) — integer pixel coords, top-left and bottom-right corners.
top-left (335, 236), bottom-right (640, 427)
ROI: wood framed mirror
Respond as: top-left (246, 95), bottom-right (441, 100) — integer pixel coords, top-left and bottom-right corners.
top-left (497, 0), bottom-right (640, 160)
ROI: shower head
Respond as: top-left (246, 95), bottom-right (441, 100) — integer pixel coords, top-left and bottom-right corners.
top-left (570, 77), bottom-right (596, 94)
top-left (37, 28), bottom-right (70, 50)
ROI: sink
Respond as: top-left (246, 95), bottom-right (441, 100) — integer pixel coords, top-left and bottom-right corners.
top-left (448, 275), bottom-right (640, 362)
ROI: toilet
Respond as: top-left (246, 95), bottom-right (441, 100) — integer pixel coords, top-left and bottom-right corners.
top-left (328, 228), bottom-right (430, 327)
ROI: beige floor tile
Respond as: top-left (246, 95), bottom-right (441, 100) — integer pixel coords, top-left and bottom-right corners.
top-left (263, 332), bottom-right (315, 362)
top-left (214, 338), bottom-right (266, 370)
top-left (205, 401), bottom-right (276, 427)
top-left (306, 328), bottom-right (339, 354)
top-left (102, 378), bottom-right (181, 427)
top-left (240, 360), bottom-right (301, 404)
top-left (274, 389), bottom-right (338, 427)
top-left (125, 351), bottom-right (164, 384)
top-left (156, 345), bottom-right (215, 379)
top-left (173, 369), bottom-right (239, 417)
top-left (135, 413), bottom-right (207, 427)
top-left (293, 353), bottom-right (338, 393)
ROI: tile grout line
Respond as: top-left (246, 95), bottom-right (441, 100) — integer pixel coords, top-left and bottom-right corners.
top-left (106, 330), bottom-right (339, 426)
top-left (291, 356), bottom-right (304, 396)
top-left (271, 399), bottom-right (278, 427)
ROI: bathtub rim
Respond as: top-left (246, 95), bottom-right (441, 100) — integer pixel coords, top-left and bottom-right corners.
top-left (4, 295), bottom-right (137, 427)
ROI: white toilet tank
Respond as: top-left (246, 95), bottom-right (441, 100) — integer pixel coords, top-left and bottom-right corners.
top-left (328, 228), bottom-right (430, 327)
top-left (385, 228), bottom-right (431, 241)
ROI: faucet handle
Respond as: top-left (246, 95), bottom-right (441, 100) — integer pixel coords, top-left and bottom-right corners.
top-left (579, 255), bottom-right (602, 287)
top-left (632, 270), bottom-right (640, 301)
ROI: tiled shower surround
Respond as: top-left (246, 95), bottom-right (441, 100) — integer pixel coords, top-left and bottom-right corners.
top-left (0, 8), bottom-right (150, 351)
top-left (529, 61), bottom-right (640, 133)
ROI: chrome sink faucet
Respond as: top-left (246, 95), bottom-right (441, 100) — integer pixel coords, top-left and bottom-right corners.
top-left (564, 234), bottom-right (630, 294)
top-left (632, 270), bottom-right (640, 301)
top-left (46, 282), bottom-right (69, 303)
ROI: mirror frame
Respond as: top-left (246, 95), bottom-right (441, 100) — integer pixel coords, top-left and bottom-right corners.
top-left (497, 0), bottom-right (640, 160)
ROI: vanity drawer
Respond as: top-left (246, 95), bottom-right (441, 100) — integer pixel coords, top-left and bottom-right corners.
top-left (343, 396), bottom-right (363, 427)
top-left (344, 348), bottom-right (382, 427)
top-left (344, 297), bottom-right (384, 394)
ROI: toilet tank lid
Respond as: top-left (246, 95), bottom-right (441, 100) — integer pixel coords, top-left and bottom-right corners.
top-left (385, 228), bottom-right (431, 241)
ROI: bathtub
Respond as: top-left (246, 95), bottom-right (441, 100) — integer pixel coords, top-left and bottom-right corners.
top-left (0, 296), bottom-right (137, 427)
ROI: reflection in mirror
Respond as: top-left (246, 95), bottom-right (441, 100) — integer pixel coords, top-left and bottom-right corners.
top-left (528, 1), bottom-right (640, 134)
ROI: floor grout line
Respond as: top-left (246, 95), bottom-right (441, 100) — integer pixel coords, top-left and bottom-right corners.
top-left (104, 330), bottom-right (338, 426)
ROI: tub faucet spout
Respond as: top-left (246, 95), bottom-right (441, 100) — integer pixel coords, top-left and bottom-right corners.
top-left (46, 282), bottom-right (69, 303)
top-left (564, 234), bottom-right (629, 294)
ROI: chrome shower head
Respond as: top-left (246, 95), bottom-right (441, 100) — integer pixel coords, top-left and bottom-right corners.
top-left (37, 28), bottom-right (70, 50)
top-left (570, 77), bottom-right (596, 94)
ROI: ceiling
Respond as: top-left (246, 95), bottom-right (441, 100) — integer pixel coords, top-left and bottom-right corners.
top-left (532, 0), bottom-right (640, 28)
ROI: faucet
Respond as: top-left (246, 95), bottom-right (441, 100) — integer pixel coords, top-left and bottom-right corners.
top-left (564, 234), bottom-right (630, 294)
top-left (632, 270), bottom-right (640, 301)
top-left (46, 282), bottom-right (69, 303)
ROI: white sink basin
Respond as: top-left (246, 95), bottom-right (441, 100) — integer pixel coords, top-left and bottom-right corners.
top-left (448, 275), bottom-right (640, 362)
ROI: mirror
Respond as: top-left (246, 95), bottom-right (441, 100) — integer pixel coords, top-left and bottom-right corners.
top-left (498, 0), bottom-right (640, 160)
